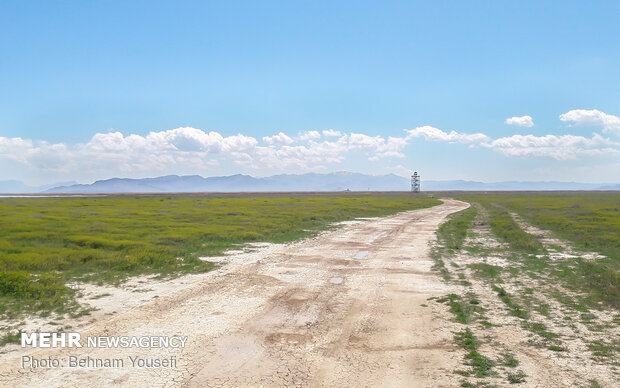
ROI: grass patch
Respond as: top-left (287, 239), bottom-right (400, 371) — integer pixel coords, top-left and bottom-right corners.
top-left (436, 192), bottom-right (619, 381)
top-left (438, 293), bottom-right (485, 324)
top-left (437, 206), bottom-right (477, 251)
top-left (484, 205), bottom-right (543, 253)
top-left (507, 370), bottom-right (526, 384)
top-left (450, 298), bottom-right (481, 324)
top-left (432, 207), bottom-right (477, 281)
top-left (527, 322), bottom-right (558, 341)
top-left (588, 379), bottom-right (603, 388)
top-left (492, 285), bottom-right (528, 319)
top-left (454, 329), bottom-right (480, 351)
top-left (0, 193), bottom-right (440, 318)
top-left (454, 329), bottom-right (495, 378)
top-left (431, 255), bottom-right (452, 281)
top-left (468, 263), bottom-right (502, 279)
top-left (588, 339), bottom-right (619, 360)
top-left (0, 331), bottom-right (20, 346)
top-left (499, 352), bottom-right (519, 367)
top-left (465, 350), bottom-right (495, 377)
top-left (0, 271), bottom-right (73, 315)
top-left (532, 301), bottom-right (550, 316)
top-left (454, 192), bottom-right (619, 309)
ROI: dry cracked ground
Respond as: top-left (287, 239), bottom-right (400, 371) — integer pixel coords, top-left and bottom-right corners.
top-left (0, 198), bottom-right (617, 387)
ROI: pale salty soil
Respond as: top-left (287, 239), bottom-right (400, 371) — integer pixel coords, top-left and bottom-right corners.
top-left (441, 206), bottom-right (618, 387)
top-left (508, 212), bottom-right (607, 261)
top-left (0, 199), bottom-right (470, 387)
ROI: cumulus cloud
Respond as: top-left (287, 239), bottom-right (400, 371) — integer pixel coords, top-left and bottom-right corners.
top-left (0, 137), bottom-right (72, 170)
top-left (348, 133), bottom-right (408, 159)
top-left (299, 130), bottom-right (321, 141)
top-left (3, 111), bottom-right (620, 182)
top-left (253, 135), bottom-right (349, 170)
top-left (322, 129), bottom-right (342, 137)
top-left (403, 120), bottom-right (620, 160)
top-left (405, 126), bottom-right (490, 144)
top-left (0, 127), bottom-right (410, 179)
top-left (505, 115), bottom-right (534, 127)
top-left (0, 137), bottom-right (35, 164)
top-left (559, 109), bottom-right (620, 136)
top-left (482, 133), bottom-right (620, 160)
top-left (262, 132), bottom-right (294, 145)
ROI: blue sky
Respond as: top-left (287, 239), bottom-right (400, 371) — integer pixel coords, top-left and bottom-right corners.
top-left (1, 1), bottom-right (619, 185)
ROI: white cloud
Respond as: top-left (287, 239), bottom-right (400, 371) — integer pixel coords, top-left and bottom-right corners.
top-left (0, 127), bottom-right (409, 180)
top-left (322, 129), bottom-right (342, 137)
top-left (262, 132), bottom-right (294, 145)
top-left (2, 113), bottom-right (620, 183)
top-left (403, 122), bottom-right (620, 160)
top-left (405, 126), bottom-right (490, 144)
top-left (0, 137), bottom-right (34, 164)
top-left (559, 109), bottom-right (620, 136)
top-left (482, 133), bottom-right (620, 160)
top-left (222, 134), bottom-right (258, 152)
top-left (505, 115), bottom-right (534, 127)
top-left (299, 130), bottom-right (321, 141)
top-left (348, 133), bottom-right (408, 159)
top-left (253, 136), bottom-right (349, 170)
top-left (85, 128), bottom-right (232, 154)
top-left (0, 137), bottom-right (72, 170)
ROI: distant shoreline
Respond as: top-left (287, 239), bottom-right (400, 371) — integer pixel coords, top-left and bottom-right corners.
top-left (1, 189), bottom-right (618, 198)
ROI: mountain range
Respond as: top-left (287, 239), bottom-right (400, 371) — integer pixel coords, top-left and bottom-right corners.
top-left (0, 173), bottom-right (618, 193)
top-left (0, 180), bottom-right (77, 194)
top-left (42, 173), bottom-right (406, 193)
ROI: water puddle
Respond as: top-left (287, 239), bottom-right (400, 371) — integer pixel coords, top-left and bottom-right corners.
top-left (354, 251), bottom-right (369, 260)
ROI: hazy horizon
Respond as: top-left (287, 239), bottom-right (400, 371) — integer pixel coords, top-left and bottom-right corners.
top-left (4, 170), bottom-right (620, 188)
top-left (2, 171), bottom-right (617, 194)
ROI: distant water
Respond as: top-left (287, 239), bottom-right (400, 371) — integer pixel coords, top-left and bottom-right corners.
top-left (0, 194), bottom-right (111, 198)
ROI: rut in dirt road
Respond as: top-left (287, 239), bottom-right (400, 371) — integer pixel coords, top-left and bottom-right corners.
top-left (0, 199), bottom-right (469, 388)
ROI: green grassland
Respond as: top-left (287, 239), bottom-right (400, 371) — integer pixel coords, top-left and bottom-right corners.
top-left (457, 192), bottom-right (619, 259)
top-left (454, 192), bottom-right (619, 309)
top-left (0, 193), bottom-right (439, 318)
top-left (433, 192), bottom-right (619, 386)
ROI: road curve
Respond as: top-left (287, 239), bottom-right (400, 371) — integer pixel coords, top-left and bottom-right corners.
top-left (0, 198), bottom-right (469, 388)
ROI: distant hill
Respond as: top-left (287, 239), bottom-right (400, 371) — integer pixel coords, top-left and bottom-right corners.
top-left (1, 174), bottom-right (618, 193)
top-left (0, 180), bottom-right (76, 194)
top-left (422, 180), bottom-right (608, 191)
top-left (43, 173), bottom-right (409, 193)
top-left (0, 180), bottom-right (37, 193)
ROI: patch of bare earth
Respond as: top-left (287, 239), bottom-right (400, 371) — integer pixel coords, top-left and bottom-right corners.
top-left (508, 212), bottom-right (606, 262)
top-left (0, 199), bottom-right (470, 387)
top-left (434, 205), bottom-right (618, 387)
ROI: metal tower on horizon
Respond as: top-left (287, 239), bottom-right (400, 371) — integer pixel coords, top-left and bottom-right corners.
top-left (411, 172), bottom-right (420, 193)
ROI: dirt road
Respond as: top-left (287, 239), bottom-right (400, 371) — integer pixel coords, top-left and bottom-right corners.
top-left (0, 198), bottom-right (469, 387)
